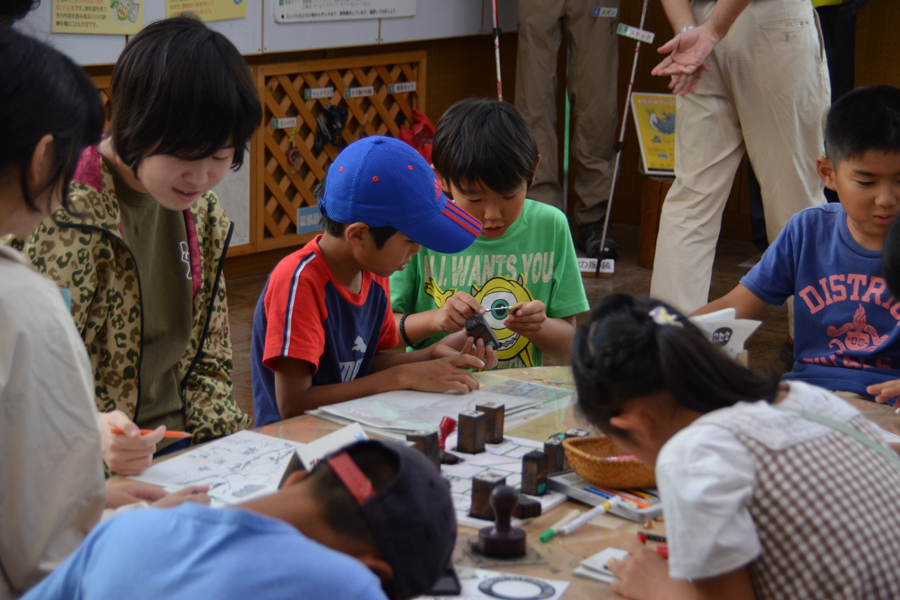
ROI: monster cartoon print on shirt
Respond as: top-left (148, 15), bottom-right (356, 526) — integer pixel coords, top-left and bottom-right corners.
top-left (425, 274), bottom-right (535, 367)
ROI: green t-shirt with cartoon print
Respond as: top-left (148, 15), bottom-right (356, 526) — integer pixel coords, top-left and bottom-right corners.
top-left (390, 199), bottom-right (589, 369)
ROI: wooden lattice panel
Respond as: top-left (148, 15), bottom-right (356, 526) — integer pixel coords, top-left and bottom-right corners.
top-left (90, 75), bottom-right (113, 128)
top-left (252, 52), bottom-right (426, 252)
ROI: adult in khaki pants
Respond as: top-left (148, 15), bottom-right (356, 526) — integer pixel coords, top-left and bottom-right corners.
top-left (515, 0), bottom-right (620, 257)
top-left (650, 0), bottom-right (829, 313)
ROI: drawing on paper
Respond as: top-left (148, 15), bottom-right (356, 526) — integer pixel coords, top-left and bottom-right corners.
top-left (131, 431), bottom-right (306, 506)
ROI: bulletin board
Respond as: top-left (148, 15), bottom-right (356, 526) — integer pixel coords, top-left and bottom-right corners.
top-left (20, 0), bottom-right (518, 65)
top-left (251, 52), bottom-right (425, 252)
top-left (15, 1), bottom-right (126, 66)
top-left (141, 0), bottom-right (263, 55)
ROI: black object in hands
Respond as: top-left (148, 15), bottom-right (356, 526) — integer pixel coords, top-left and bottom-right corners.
top-left (465, 314), bottom-right (499, 349)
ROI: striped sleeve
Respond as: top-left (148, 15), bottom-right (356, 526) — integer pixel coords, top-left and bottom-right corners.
top-left (374, 276), bottom-right (399, 352)
top-left (262, 252), bottom-right (327, 372)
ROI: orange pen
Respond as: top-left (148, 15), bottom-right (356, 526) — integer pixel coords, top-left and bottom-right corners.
top-left (112, 428), bottom-right (192, 439)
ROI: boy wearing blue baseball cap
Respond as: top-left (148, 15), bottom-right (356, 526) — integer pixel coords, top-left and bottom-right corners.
top-left (251, 136), bottom-right (494, 425)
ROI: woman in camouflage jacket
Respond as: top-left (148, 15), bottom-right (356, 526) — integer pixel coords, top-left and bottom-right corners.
top-left (21, 16), bottom-right (261, 474)
top-left (22, 146), bottom-right (252, 458)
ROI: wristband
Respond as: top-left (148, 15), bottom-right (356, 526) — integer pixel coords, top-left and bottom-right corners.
top-left (399, 313), bottom-right (425, 349)
top-left (677, 25), bottom-right (695, 35)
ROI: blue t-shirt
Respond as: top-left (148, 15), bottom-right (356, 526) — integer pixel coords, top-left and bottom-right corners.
top-left (741, 203), bottom-right (900, 396)
top-left (251, 236), bottom-right (398, 426)
top-left (22, 504), bottom-right (388, 600)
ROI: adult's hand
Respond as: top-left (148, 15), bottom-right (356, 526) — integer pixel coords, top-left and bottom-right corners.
top-left (651, 25), bottom-right (717, 95)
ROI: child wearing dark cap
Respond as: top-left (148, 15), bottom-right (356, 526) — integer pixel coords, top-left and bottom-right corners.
top-left (251, 136), bottom-right (496, 426)
top-left (21, 440), bottom-right (457, 600)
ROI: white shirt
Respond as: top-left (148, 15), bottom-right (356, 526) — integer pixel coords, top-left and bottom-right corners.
top-left (0, 244), bottom-right (105, 599)
top-left (656, 381), bottom-right (862, 580)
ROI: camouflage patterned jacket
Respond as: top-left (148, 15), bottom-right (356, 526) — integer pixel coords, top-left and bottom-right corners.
top-left (21, 146), bottom-right (251, 444)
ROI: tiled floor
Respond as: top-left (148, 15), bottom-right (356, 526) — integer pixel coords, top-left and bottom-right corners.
top-left (226, 224), bottom-right (790, 421)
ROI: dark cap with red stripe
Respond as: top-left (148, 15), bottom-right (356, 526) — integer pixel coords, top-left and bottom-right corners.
top-left (327, 440), bottom-right (457, 600)
top-left (320, 136), bottom-right (482, 253)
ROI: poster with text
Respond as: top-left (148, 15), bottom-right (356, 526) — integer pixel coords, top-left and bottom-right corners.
top-left (275, 0), bottom-right (415, 24)
top-left (52, 0), bottom-right (143, 34)
top-left (630, 93), bottom-right (676, 176)
top-left (166, 0), bottom-right (247, 22)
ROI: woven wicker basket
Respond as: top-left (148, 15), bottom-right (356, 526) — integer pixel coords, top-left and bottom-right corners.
top-left (562, 435), bottom-right (656, 489)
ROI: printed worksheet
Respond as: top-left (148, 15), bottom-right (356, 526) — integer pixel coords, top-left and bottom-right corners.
top-left (131, 431), bottom-right (306, 506)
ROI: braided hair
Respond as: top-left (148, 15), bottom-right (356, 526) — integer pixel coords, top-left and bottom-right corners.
top-left (572, 295), bottom-right (779, 437)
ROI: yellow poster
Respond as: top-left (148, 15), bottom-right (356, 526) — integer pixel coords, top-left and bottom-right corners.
top-left (166, 0), bottom-right (247, 22)
top-left (630, 93), bottom-right (676, 175)
top-left (52, 0), bottom-right (144, 35)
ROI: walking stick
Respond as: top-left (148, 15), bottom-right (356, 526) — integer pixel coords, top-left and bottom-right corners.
top-left (492, 0), bottom-right (503, 101)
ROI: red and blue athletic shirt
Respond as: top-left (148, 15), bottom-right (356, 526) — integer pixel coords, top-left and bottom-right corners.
top-left (741, 203), bottom-right (900, 398)
top-left (251, 236), bottom-right (398, 426)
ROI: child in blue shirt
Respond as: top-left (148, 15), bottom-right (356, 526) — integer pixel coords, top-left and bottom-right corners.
top-left (390, 99), bottom-right (589, 369)
top-left (696, 85), bottom-right (900, 400)
top-left (22, 440), bottom-right (457, 600)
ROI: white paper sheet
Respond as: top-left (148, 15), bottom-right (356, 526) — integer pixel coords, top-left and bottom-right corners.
top-left (416, 567), bottom-right (569, 600)
top-left (131, 430), bottom-right (305, 506)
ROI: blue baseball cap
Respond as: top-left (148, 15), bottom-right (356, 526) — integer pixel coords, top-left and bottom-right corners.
top-left (319, 136), bottom-right (482, 253)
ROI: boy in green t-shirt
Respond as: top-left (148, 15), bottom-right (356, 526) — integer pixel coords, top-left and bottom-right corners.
top-left (391, 98), bottom-right (589, 369)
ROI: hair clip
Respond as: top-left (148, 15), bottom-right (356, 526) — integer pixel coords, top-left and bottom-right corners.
top-left (649, 306), bottom-right (682, 328)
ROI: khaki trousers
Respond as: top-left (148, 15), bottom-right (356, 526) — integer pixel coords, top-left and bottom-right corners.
top-left (515, 0), bottom-right (619, 225)
top-left (650, 0), bottom-right (830, 314)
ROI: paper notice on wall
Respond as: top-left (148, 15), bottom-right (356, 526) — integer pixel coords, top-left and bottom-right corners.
top-left (274, 0), bottom-right (415, 24)
top-left (166, 0), bottom-right (247, 23)
top-left (52, 0), bottom-right (143, 34)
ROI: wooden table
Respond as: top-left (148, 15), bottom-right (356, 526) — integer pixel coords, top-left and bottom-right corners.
top-left (256, 366), bottom-right (653, 600)
top-left (221, 367), bottom-right (900, 599)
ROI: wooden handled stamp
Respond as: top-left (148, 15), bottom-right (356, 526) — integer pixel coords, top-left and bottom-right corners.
top-left (475, 402), bottom-right (505, 444)
top-left (478, 485), bottom-right (527, 557)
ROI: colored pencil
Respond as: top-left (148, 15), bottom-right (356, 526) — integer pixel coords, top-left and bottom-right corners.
top-left (588, 486), bottom-right (641, 504)
top-left (584, 487), bottom-right (641, 509)
top-left (112, 428), bottom-right (192, 439)
top-left (627, 489), bottom-right (656, 500)
top-left (636, 488), bottom-right (660, 499)
top-left (591, 487), bottom-right (652, 509)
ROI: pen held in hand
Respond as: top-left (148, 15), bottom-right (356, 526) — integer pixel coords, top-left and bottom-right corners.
top-left (112, 428), bottom-right (193, 439)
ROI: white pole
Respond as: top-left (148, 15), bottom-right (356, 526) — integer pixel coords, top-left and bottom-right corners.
top-left (598, 0), bottom-right (651, 261)
top-left (493, 0), bottom-right (503, 101)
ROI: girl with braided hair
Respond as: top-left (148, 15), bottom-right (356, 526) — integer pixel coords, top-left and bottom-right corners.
top-left (572, 294), bottom-right (900, 600)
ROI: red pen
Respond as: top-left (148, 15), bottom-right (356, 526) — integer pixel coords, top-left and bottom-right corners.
top-left (112, 428), bottom-right (192, 439)
top-left (638, 533), bottom-right (668, 560)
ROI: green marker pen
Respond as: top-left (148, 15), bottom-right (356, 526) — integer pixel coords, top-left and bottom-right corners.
top-left (539, 508), bottom-right (582, 543)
